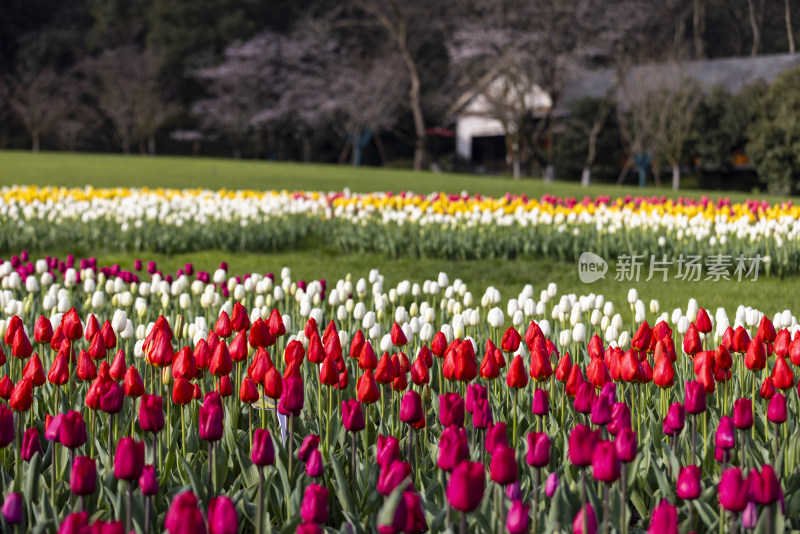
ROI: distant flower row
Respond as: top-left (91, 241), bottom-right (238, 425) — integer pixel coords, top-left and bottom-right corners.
top-left (2, 186), bottom-right (800, 273)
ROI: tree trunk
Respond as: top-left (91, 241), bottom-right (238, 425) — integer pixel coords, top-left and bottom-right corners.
top-left (148, 136), bottom-right (156, 155)
top-left (31, 132), bottom-right (40, 153)
top-left (747, 0), bottom-right (763, 56)
top-left (512, 151), bottom-right (521, 180)
top-left (693, 0), bottom-right (706, 58)
top-left (787, 0), bottom-right (796, 54)
top-left (302, 135), bottom-right (311, 163)
top-left (404, 52), bottom-right (426, 171)
top-left (581, 166), bottom-right (591, 187)
top-left (544, 164), bottom-right (555, 183)
top-left (374, 132), bottom-right (389, 167)
top-left (672, 164), bottom-right (681, 190)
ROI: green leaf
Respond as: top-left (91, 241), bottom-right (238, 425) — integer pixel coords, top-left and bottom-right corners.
top-left (24, 452), bottom-right (43, 504)
top-left (330, 452), bottom-right (356, 516)
top-left (693, 498), bottom-right (718, 527)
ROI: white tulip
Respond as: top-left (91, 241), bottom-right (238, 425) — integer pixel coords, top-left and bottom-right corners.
top-left (547, 283), bottom-right (557, 298)
top-left (420, 322), bottom-right (433, 342)
top-left (89, 291), bottom-right (104, 309)
top-left (627, 289), bottom-right (638, 305)
top-left (573, 324), bottom-right (586, 343)
top-left (121, 319), bottom-right (134, 340)
top-left (42, 294), bottom-right (56, 311)
top-left (600, 315), bottom-right (610, 331)
top-left (441, 324), bottom-right (454, 343)
top-left (539, 320), bottom-right (551, 337)
top-left (25, 276), bottom-right (39, 293)
top-left (617, 331), bottom-right (630, 349)
top-left (57, 296), bottom-right (70, 313)
top-left (649, 299), bottom-right (659, 314)
top-left (281, 314), bottom-right (291, 331)
top-left (362, 311), bottom-right (376, 329)
top-left (369, 324), bottom-right (381, 340)
top-left (438, 272), bottom-right (449, 288)
top-left (512, 310), bottom-right (524, 327)
top-left (559, 329), bottom-right (572, 347)
top-left (591, 309), bottom-right (602, 326)
top-left (134, 340), bottom-right (144, 358)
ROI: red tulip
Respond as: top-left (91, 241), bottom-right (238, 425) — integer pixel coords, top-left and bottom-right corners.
top-left (390, 322), bottom-right (407, 347)
top-left (59, 410), bottom-right (86, 448)
top-left (486, 422), bottom-right (509, 454)
top-left (278, 375), bottom-right (304, 416)
top-left (608, 402), bottom-right (632, 436)
top-left (446, 461), bottom-right (485, 512)
top-left (501, 327), bottom-right (522, 353)
top-left (172, 377), bottom-right (194, 405)
top-left (506, 355), bottom-right (528, 389)
top-left (217, 375), bottom-right (233, 397)
top-left (682, 324), bottom-right (702, 356)
top-left (592, 440), bottom-right (620, 482)
top-left (84, 314), bottom-right (100, 343)
top-left (146, 328), bottom-right (174, 368)
top-left (208, 496), bottom-right (239, 534)
top-left (263, 367), bottom-right (283, 400)
top-left (745, 338), bottom-right (767, 371)
top-left (319, 355), bottom-right (339, 386)
top-left (21, 426), bottom-right (42, 461)
top-left (569, 425), bottom-right (599, 467)
top-left (411, 356), bottom-right (429, 385)
top-left (62, 308), bottom-right (83, 341)
top-left (349, 330), bottom-right (365, 359)
top-left (647, 500), bottom-right (678, 534)
top-left (124, 366), bottom-right (144, 398)
top-left (165, 491), bottom-right (207, 534)
top-left (194, 340), bottom-right (211, 371)
top-left (529, 347), bottom-right (553, 382)
top-left (631, 321), bottom-right (652, 352)
top-left (228, 330), bottom-right (248, 362)
top-left (719, 467), bottom-right (748, 512)
top-left (214, 311), bottom-right (232, 339)
top-left (240, 376), bottom-right (259, 404)
top-left (573, 504), bottom-right (598, 534)
top-left (775, 329), bottom-right (791, 357)
top-left (298, 435), bottom-right (320, 462)
top-left (377, 460), bottom-right (412, 495)
top-left (11, 328), bottom-right (33, 360)
top-left (526, 432), bottom-right (550, 467)
top-left (139, 465), bottom-right (158, 496)
top-left (300, 483), bottom-right (328, 523)
top-left (109, 349), bottom-right (126, 381)
top-left (34, 316), bottom-right (53, 344)
top-left (230, 302), bottom-right (250, 332)
top-left (248, 318), bottom-right (275, 349)
top-left (695, 308), bottom-right (712, 333)
top-left (677, 465), bottom-right (701, 499)
top-left (267, 309), bottom-right (285, 337)
top-left (684, 380), bottom-right (706, 414)
top-left (555, 352), bottom-right (573, 382)
top-left (71, 456), bottom-right (97, 496)
top-left (252, 428), bottom-right (275, 466)
top-left (429, 332), bottom-right (446, 359)
top-left (767, 392), bottom-right (786, 423)
top-left (209, 341), bottom-right (232, 377)
top-left (399, 390), bottom-right (423, 425)
top-left (22, 352), bottom-right (45, 387)
top-left (358, 341), bottom-right (378, 371)
top-left (716, 416), bottom-right (736, 449)
top-left (356, 370), bottom-right (380, 405)
top-left (760, 376), bottom-right (776, 399)
top-left (747, 465), bottom-right (780, 504)
top-left (199, 393), bottom-right (224, 441)
top-left (139, 394), bottom-right (164, 433)
top-left (87, 332), bottom-right (106, 361)
top-left (771, 354), bottom-right (794, 390)
top-left (9, 378), bottom-right (32, 412)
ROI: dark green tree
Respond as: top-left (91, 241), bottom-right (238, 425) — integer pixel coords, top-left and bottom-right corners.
top-left (746, 67), bottom-right (800, 195)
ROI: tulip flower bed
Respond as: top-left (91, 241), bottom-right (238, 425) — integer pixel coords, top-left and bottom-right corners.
top-left (0, 252), bottom-right (800, 533)
top-left (3, 186), bottom-right (800, 275)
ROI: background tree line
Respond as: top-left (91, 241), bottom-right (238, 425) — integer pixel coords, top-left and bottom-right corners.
top-left (0, 0), bottom-right (798, 191)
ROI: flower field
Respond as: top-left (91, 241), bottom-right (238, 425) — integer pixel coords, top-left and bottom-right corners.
top-left (3, 186), bottom-right (800, 275)
top-left (0, 250), bottom-right (797, 533)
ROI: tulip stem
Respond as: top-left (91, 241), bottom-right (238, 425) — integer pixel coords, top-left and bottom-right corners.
top-left (513, 389), bottom-right (519, 448)
top-left (603, 483), bottom-right (610, 534)
top-left (351, 432), bottom-right (357, 500)
top-left (531, 467), bottom-right (540, 534)
top-left (317, 379), bottom-right (322, 439)
top-left (691, 414), bottom-right (697, 467)
top-left (581, 468), bottom-right (588, 534)
top-left (459, 511), bottom-right (467, 533)
top-left (620, 463), bottom-right (627, 534)
top-left (126, 480), bottom-right (132, 534)
top-left (50, 444), bottom-right (56, 507)
top-left (773, 422), bottom-right (778, 463)
top-left (144, 496), bottom-right (150, 534)
top-left (256, 466), bottom-right (264, 534)
top-left (407, 425), bottom-right (413, 465)
top-left (288, 415), bottom-right (294, 484)
top-left (325, 386), bottom-right (332, 457)
top-left (181, 406), bottom-right (187, 456)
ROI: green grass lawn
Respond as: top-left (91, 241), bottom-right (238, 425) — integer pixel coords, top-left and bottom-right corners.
top-left (2, 150), bottom-right (798, 316)
top-left (0, 150), bottom-right (788, 203)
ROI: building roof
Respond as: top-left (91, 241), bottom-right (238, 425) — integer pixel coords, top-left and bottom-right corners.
top-left (560, 53), bottom-right (800, 107)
